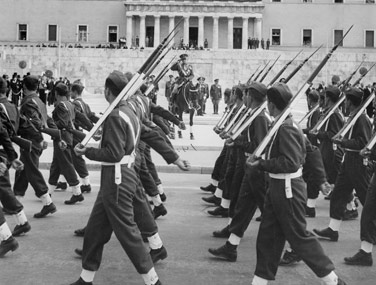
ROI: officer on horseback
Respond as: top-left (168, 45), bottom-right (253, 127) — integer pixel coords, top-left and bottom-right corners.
top-left (170, 54), bottom-right (199, 110)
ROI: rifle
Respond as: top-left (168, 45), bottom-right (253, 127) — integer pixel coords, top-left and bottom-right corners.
top-left (332, 93), bottom-right (375, 150)
top-left (267, 49), bottom-right (303, 87)
top-left (352, 62), bottom-right (376, 87)
top-left (247, 65), bottom-right (261, 84)
top-left (67, 128), bottom-right (87, 142)
top-left (298, 104), bottom-right (319, 125)
top-left (284, 45), bottom-right (322, 84)
top-left (253, 61), bottom-right (271, 82)
top-left (259, 55), bottom-right (281, 83)
top-left (221, 104), bottom-right (247, 135)
top-left (80, 19), bottom-right (182, 146)
top-left (214, 105), bottom-right (233, 132)
top-left (41, 128), bottom-right (62, 141)
top-left (251, 25), bottom-right (353, 159)
top-left (309, 61), bottom-right (364, 134)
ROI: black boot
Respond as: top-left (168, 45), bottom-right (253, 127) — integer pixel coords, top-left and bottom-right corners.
top-left (150, 246), bottom-right (168, 264)
top-left (74, 227), bottom-right (86, 237)
top-left (160, 193), bottom-right (167, 202)
top-left (65, 194), bottom-right (84, 205)
top-left (81, 185), bottom-right (91, 193)
top-left (190, 133), bottom-right (195, 140)
top-left (343, 209), bottom-right (358, 221)
top-left (200, 184), bottom-right (216, 193)
top-left (55, 181), bottom-right (67, 191)
top-left (34, 203), bottom-right (57, 218)
top-left (337, 278), bottom-right (347, 285)
top-left (279, 249), bottom-right (302, 266)
top-left (12, 222), bottom-right (31, 237)
top-left (0, 236), bottom-right (19, 257)
top-left (153, 204), bottom-right (167, 220)
top-left (208, 241), bottom-right (237, 262)
top-left (70, 277), bottom-right (93, 285)
top-left (75, 248), bottom-right (83, 257)
top-left (305, 206), bottom-right (316, 218)
top-left (213, 225), bottom-right (230, 238)
top-left (313, 227), bottom-right (339, 242)
top-left (202, 195), bottom-right (220, 206)
top-left (208, 206), bottom-right (229, 217)
top-left (344, 249), bottom-right (373, 266)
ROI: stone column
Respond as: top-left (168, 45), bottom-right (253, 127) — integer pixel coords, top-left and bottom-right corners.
top-left (183, 16), bottom-right (189, 47)
top-left (242, 17), bottom-right (248, 50)
top-left (140, 15), bottom-right (146, 48)
top-left (198, 16), bottom-right (204, 48)
top-left (212, 16), bottom-right (219, 50)
top-left (126, 15), bottom-right (133, 48)
top-left (169, 16), bottom-right (175, 47)
top-left (154, 15), bottom-right (161, 47)
top-left (227, 17), bottom-right (233, 49)
top-left (255, 17), bottom-right (262, 49)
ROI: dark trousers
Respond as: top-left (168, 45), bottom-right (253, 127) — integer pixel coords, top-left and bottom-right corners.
top-left (0, 165), bottom-right (23, 220)
top-left (197, 98), bottom-right (204, 115)
top-left (223, 148), bottom-right (237, 200)
top-left (217, 146), bottom-right (232, 192)
top-left (228, 150), bottom-right (246, 217)
top-left (361, 173), bottom-right (376, 244)
top-left (320, 142), bottom-right (343, 185)
top-left (48, 142), bottom-right (80, 186)
top-left (211, 145), bottom-right (227, 182)
top-left (11, 94), bottom-right (19, 107)
top-left (255, 177), bottom-right (335, 280)
top-left (229, 167), bottom-right (266, 238)
top-left (144, 145), bottom-right (161, 186)
top-left (71, 148), bottom-right (89, 179)
top-left (212, 99), bottom-right (220, 114)
top-left (330, 153), bottom-right (371, 220)
top-left (82, 166), bottom-right (153, 274)
top-left (135, 152), bottom-right (159, 197)
top-left (39, 89), bottom-right (46, 104)
top-left (14, 144), bottom-right (49, 197)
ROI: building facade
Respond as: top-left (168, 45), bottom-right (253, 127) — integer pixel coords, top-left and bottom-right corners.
top-left (1, 0), bottom-right (375, 49)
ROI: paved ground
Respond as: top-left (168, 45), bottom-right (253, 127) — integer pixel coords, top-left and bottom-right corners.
top-left (1, 171), bottom-right (376, 285)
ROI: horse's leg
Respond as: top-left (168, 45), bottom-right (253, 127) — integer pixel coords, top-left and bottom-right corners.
top-left (178, 110), bottom-right (183, 139)
top-left (189, 109), bottom-right (195, 140)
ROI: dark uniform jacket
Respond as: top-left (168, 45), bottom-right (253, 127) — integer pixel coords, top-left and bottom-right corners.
top-left (170, 60), bottom-right (194, 86)
top-left (73, 98), bottom-right (99, 126)
top-left (198, 83), bottom-right (209, 101)
top-left (340, 112), bottom-right (372, 151)
top-left (210, 84), bottom-right (222, 100)
top-left (0, 97), bottom-right (20, 135)
top-left (0, 121), bottom-right (17, 162)
top-left (303, 106), bottom-right (321, 146)
top-left (165, 81), bottom-right (174, 101)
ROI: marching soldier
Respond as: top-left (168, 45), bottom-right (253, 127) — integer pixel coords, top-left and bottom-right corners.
top-left (14, 75), bottom-right (57, 218)
top-left (303, 89), bottom-right (321, 146)
top-left (197, 77), bottom-right (209, 116)
top-left (247, 83), bottom-right (346, 285)
top-left (72, 71), bottom-right (162, 285)
top-left (165, 75), bottom-right (174, 110)
top-left (314, 87), bottom-right (372, 242)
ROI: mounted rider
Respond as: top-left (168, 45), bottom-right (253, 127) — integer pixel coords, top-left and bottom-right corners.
top-left (170, 54), bottom-right (199, 110)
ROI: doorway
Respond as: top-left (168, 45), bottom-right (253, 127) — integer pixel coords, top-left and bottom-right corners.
top-left (233, 28), bottom-right (242, 49)
top-left (189, 27), bottom-right (198, 48)
top-left (146, 26), bottom-right (154, 47)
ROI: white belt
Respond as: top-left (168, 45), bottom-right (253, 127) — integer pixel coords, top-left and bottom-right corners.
top-left (269, 168), bottom-right (302, 199)
top-left (101, 154), bottom-right (135, 185)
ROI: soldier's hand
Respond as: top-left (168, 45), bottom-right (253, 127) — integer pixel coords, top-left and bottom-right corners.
top-left (178, 121), bottom-right (186, 130)
top-left (360, 148), bottom-right (371, 158)
top-left (173, 158), bottom-right (191, 171)
top-left (246, 155), bottom-right (260, 167)
top-left (11, 159), bottom-right (24, 171)
top-left (320, 181), bottom-right (332, 196)
top-left (41, 141), bottom-right (48, 150)
top-left (58, 140), bottom-right (67, 151)
top-left (0, 162), bottom-right (7, 176)
top-left (74, 143), bottom-right (87, 156)
top-left (331, 136), bottom-right (342, 146)
top-left (225, 138), bottom-right (234, 147)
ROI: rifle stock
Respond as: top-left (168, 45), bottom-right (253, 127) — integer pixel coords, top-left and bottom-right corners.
top-left (68, 129), bottom-right (87, 142)
top-left (41, 128), bottom-right (61, 140)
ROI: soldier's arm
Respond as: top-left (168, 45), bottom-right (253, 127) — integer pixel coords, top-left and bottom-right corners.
top-left (21, 100), bottom-right (44, 130)
top-left (340, 115), bottom-right (372, 150)
top-left (0, 123), bottom-right (17, 162)
top-left (75, 111), bottom-right (94, 131)
top-left (150, 103), bottom-right (181, 126)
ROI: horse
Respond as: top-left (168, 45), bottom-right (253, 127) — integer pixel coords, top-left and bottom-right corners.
top-left (172, 81), bottom-right (199, 140)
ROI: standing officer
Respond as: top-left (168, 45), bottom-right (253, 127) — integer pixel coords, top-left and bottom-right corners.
top-left (314, 87), bottom-right (372, 242)
top-left (197, 77), bottom-right (209, 116)
top-left (14, 75), bottom-right (57, 218)
top-left (165, 75), bottom-right (174, 110)
top-left (210, 79), bottom-right (222, 114)
top-left (248, 83), bottom-right (346, 285)
top-left (72, 71), bottom-right (162, 285)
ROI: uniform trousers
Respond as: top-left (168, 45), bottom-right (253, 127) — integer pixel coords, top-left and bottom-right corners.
top-left (217, 146), bottom-right (232, 193)
top-left (212, 99), bottom-right (220, 114)
top-left (320, 143), bottom-right (343, 185)
top-left (330, 152), bottom-right (371, 220)
top-left (255, 177), bottom-right (335, 280)
top-left (361, 173), bottom-right (376, 244)
top-left (211, 145), bottom-right (227, 182)
top-left (222, 148), bottom-right (237, 200)
top-left (82, 165), bottom-right (154, 274)
top-left (13, 143), bottom-right (49, 197)
top-left (228, 149), bottom-right (246, 217)
top-left (229, 166), bottom-right (266, 238)
top-left (303, 145), bottom-right (326, 200)
top-left (144, 145), bottom-right (161, 186)
top-left (71, 137), bottom-right (89, 179)
top-left (48, 141), bottom-right (80, 187)
top-left (135, 149), bottom-right (159, 197)
top-left (0, 153), bottom-right (23, 220)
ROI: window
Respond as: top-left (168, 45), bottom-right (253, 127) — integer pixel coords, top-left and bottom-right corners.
top-left (271, 29), bottom-right (281, 46)
top-left (78, 25), bottom-right (88, 42)
top-left (365, 30), bottom-right (374, 48)
top-left (366, 0), bottom-right (375, 3)
top-left (303, 29), bottom-right (312, 46)
top-left (303, 0), bottom-right (312, 2)
top-left (334, 30), bottom-right (343, 46)
top-left (18, 24), bottom-right (27, 41)
top-left (108, 26), bottom-right (118, 43)
top-left (48, 25), bottom-right (57, 41)
top-left (334, 0), bottom-right (343, 3)
top-left (272, 0), bottom-right (281, 2)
